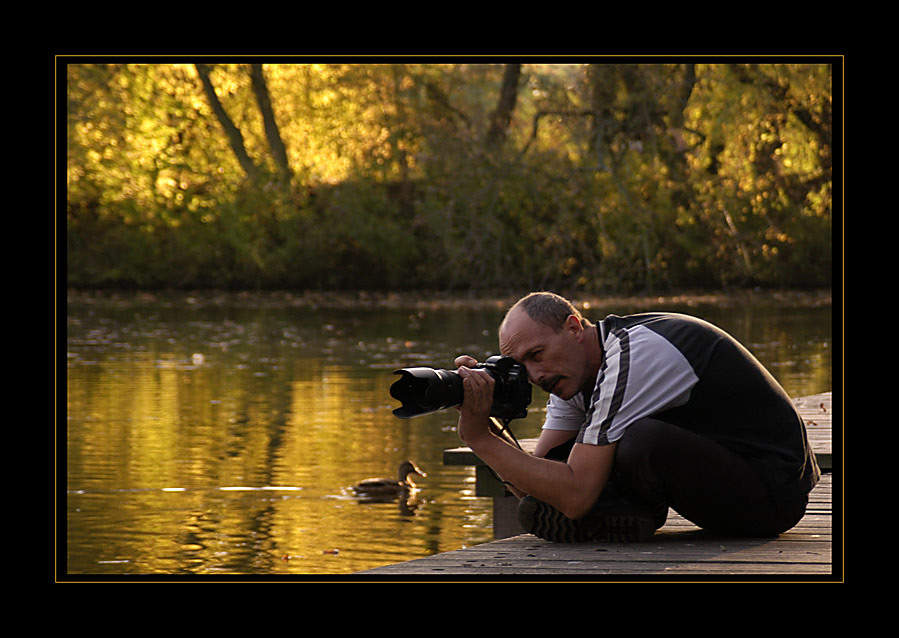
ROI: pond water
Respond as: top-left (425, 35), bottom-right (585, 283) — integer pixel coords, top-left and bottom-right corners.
top-left (63, 290), bottom-right (832, 578)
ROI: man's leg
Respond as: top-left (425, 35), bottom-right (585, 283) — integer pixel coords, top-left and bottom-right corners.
top-left (518, 436), bottom-right (666, 542)
top-left (615, 418), bottom-right (806, 537)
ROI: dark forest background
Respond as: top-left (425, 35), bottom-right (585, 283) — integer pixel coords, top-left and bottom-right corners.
top-left (65, 61), bottom-right (835, 294)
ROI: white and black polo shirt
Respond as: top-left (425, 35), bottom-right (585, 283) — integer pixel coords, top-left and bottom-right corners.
top-left (543, 312), bottom-right (819, 494)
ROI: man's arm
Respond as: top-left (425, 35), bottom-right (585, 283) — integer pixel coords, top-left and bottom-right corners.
top-left (533, 428), bottom-right (578, 458)
top-left (457, 366), bottom-right (615, 519)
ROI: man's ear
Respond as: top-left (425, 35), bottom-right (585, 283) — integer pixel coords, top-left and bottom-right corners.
top-left (565, 314), bottom-right (584, 337)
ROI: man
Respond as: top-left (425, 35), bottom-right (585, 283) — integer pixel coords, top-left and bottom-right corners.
top-left (455, 291), bottom-right (819, 542)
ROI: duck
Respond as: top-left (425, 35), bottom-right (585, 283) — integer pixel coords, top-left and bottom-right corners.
top-left (350, 460), bottom-right (427, 499)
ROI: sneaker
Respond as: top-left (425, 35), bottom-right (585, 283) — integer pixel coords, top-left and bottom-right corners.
top-left (518, 495), bottom-right (663, 543)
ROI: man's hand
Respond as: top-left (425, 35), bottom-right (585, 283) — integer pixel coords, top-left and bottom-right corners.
top-left (454, 355), bottom-right (495, 446)
top-left (457, 365), bottom-right (494, 419)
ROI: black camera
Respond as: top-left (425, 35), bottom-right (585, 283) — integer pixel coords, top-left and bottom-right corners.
top-left (390, 355), bottom-right (532, 420)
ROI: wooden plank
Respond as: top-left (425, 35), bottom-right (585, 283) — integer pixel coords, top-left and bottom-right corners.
top-left (357, 474), bottom-right (835, 578)
top-left (795, 392), bottom-right (833, 470)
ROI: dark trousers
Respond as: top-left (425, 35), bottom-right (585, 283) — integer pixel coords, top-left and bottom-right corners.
top-left (548, 418), bottom-right (809, 537)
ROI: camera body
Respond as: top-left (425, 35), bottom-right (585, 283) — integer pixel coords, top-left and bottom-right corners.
top-left (390, 355), bottom-right (532, 420)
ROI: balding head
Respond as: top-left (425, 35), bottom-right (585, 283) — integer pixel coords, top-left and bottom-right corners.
top-left (499, 292), bottom-right (587, 338)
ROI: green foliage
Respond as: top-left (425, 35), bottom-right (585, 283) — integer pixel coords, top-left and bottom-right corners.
top-left (65, 61), bottom-right (835, 293)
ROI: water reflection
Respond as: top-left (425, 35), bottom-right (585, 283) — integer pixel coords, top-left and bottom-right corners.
top-left (64, 291), bottom-right (832, 577)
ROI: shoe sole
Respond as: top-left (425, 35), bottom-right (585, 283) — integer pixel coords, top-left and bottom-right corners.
top-left (518, 497), bottom-right (655, 543)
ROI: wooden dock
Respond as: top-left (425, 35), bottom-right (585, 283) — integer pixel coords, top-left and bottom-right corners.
top-left (358, 392), bottom-right (837, 579)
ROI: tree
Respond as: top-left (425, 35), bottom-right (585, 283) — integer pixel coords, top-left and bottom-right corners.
top-left (249, 63), bottom-right (293, 184)
top-left (486, 63), bottom-right (521, 150)
top-left (195, 63), bottom-right (294, 188)
top-left (195, 63), bottom-right (260, 182)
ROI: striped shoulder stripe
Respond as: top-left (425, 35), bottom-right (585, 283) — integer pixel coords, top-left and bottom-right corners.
top-left (581, 326), bottom-right (631, 445)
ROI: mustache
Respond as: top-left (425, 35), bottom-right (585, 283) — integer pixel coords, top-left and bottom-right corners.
top-left (540, 376), bottom-right (561, 393)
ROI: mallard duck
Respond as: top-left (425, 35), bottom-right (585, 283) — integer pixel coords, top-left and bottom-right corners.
top-left (350, 460), bottom-right (427, 498)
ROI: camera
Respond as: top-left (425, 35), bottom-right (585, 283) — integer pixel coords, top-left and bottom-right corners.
top-left (390, 355), bottom-right (532, 420)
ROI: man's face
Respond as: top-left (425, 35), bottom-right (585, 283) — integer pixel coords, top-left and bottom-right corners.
top-left (499, 310), bottom-right (591, 400)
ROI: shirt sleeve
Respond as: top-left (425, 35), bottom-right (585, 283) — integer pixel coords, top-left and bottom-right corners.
top-left (541, 391), bottom-right (588, 431)
top-left (578, 324), bottom-right (699, 445)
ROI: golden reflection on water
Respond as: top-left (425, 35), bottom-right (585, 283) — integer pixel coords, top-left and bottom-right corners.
top-left (67, 352), bottom-right (501, 575)
top-left (64, 291), bottom-right (832, 577)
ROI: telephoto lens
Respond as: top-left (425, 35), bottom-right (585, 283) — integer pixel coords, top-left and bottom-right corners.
top-left (389, 355), bottom-right (531, 420)
top-left (389, 367), bottom-right (464, 418)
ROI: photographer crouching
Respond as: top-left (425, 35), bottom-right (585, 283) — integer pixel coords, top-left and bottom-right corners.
top-left (450, 291), bottom-right (819, 543)
top-left (391, 291), bottom-right (819, 542)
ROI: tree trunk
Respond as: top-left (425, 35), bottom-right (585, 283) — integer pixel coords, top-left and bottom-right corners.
top-left (195, 64), bottom-right (259, 181)
top-left (249, 64), bottom-right (293, 184)
top-left (486, 64), bottom-right (521, 149)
